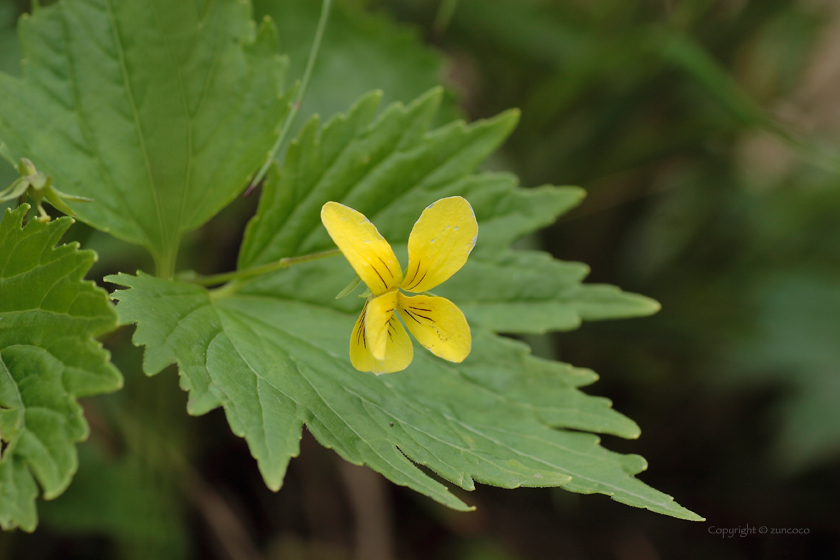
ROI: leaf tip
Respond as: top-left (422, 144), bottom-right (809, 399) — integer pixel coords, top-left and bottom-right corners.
top-left (266, 478), bottom-right (283, 493)
top-left (423, 85), bottom-right (445, 102)
top-left (103, 273), bottom-right (125, 286)
top-left (637, 295), bottom-right (662, 316)
top-left (497, 107), bottom-right (521, 130)
top-left (255, 13), bottom-right (280, 45)
top-left (570, 186), bottom-right (587, 201)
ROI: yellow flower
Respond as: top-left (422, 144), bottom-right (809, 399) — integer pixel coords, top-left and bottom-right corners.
top-left (321, 197), bottom-right (478, 374)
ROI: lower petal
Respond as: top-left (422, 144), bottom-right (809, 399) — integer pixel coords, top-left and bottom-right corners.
top-left (397, 293), bottom-right (471, 363)
top-left (350, 302), bottom-right (414, 374)
top-left (365, 291), bottom-right (399, 360)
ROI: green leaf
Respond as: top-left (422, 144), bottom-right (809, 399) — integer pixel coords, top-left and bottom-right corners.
top-left (0, 0), bottom-right (290, 276)
top-left (110, 91), bottom-right (700, 520)
top-left (0, 204), bottom-right (122, 532)
top-left (109, 271), bottom-right (699, 520)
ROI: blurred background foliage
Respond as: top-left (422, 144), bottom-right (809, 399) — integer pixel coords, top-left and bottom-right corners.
top-left (1, 0), bottom-right (839, 558)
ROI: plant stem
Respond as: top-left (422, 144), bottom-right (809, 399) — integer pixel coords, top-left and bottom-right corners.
top-left (154, 245), bottom-right (180, 281)
top-left (193, 248), bottom-right (342, 288)
top-left (244, 0), bottom-right (333, 197)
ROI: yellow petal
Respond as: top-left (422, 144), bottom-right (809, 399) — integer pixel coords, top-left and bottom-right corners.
top-left (365, 291), bottom-right (398, 360)
top-left (397, 293), bottom-right (471, 363)
top-left (402, 197), bottom-right (478, 293)
top-left (321, 202), bottom-right (404, 295)
top-left (350, 301), bottom-right (414, 374)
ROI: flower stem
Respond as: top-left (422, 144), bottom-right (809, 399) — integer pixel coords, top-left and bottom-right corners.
top-left (244, 0), bottom-right (333, 197)
top-left (191, 249), bottom-right (343, 288)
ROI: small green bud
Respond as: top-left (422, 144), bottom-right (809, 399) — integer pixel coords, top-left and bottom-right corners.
top-left (6, 158), bottom-right (93, 222)
top-left (19, 158), bottom-right (37, 177)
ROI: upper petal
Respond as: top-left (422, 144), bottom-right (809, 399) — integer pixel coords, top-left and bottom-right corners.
top-left (397, 293), bottom-right (471, 363)
top-left (402, 197), bottom-right (478, 293)
top-left (321, 202), bottom-right (403, 294)
top-left (350, 300), bottom-right (414, 374)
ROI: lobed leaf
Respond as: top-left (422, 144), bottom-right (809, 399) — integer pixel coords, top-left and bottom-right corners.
top-left (109, 271), bottom-right (698, 519)
top-left (0, 205), bottom-right (122, 531)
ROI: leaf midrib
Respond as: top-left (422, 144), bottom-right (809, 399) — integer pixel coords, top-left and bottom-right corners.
top-left (104, 0), bottom-right (168, 258)
top-left (148, 0), bottom-right (194, 257)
